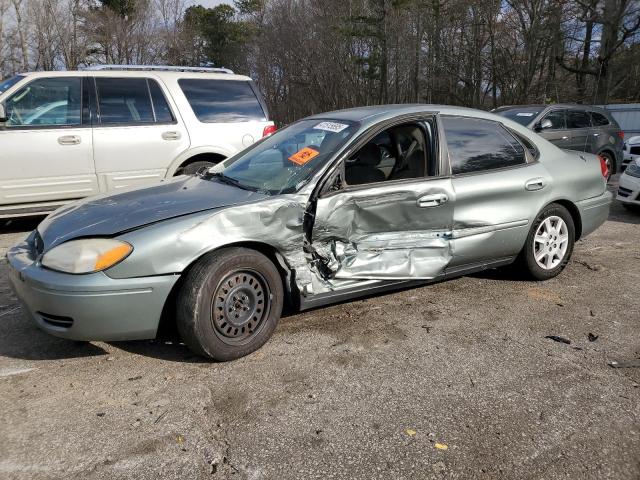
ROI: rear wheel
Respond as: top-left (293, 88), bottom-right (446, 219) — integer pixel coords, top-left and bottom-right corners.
top-left (518, 204), bottom-right (575, 280)
top-left (177, 248), bottom-right (283, 361)
top-left (599, 151), bottom-right (615, 181)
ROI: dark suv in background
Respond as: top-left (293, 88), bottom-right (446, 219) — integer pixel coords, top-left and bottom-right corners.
top-left (494, 104), bottom-right (624, 177)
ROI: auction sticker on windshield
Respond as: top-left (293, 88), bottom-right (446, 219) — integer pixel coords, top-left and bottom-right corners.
top-left (314, 121), bottom-right (349, 133)
top-left (289, 147), bottom-right (320, 165)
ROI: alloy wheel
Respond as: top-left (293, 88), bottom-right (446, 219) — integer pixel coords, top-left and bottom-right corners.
top-left (533, 216), bottom-right (569, 270)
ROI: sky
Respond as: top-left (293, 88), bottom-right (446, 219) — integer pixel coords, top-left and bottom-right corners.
top-left (196, 0), bottom-right (233, 6)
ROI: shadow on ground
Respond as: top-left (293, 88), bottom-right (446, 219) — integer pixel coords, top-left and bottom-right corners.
top-left (0, 320), bottom-right (108, 361)
top-left (108, 339), bottom-right (208, 364)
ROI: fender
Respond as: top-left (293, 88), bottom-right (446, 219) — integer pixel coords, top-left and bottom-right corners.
top-left (165, 145), bottom-right (237, 177)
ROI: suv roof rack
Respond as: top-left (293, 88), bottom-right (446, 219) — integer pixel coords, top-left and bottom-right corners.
top-left (83, 64), bottom-right (235, 74)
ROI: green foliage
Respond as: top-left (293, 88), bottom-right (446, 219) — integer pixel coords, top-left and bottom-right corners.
top-left (234, 0), bottom-right (264, 15)
top-left (183, 3), bottom-right (259, 70)
top-left (98, 0), bottom-right (136, 16)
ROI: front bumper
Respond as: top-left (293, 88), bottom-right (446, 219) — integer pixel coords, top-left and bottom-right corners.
top-left (576, 191), bottom-right (612, 237)
top-left (622, 151), bottom-right (638, 171)
top-left (7, 239), bottom-right (179, 341)
top-left (616, 173), bottom-right (640, 206)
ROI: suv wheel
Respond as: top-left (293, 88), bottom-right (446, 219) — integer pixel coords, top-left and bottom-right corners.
top-left (518, 204), bottom-right (575, 280)
top-left (599, 152), bottom-right (615, 181)
top-left (177, 247), bottom-right (283, 361)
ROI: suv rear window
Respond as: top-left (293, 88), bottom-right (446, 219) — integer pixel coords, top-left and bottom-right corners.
top-left (178, 79), bottom-right (266, 123)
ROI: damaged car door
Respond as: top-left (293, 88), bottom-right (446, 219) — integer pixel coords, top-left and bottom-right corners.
top-left (309, 116), bottom-right (455, 280)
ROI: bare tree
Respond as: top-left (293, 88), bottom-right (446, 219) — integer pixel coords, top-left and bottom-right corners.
top-left (10, 0), bottom-right (29, 70)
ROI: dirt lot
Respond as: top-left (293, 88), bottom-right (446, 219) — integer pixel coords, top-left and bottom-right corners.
top-left (0, 189), bottom-right (638, 480)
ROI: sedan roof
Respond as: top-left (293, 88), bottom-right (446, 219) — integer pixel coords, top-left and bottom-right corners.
top-left (307, 104), bottom-right (509, 128)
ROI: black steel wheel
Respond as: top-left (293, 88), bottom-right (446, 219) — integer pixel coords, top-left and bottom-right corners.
top-left (177, 247), bottom-right (283, 361)
top-left (211, 270), bottom-right (271, 345)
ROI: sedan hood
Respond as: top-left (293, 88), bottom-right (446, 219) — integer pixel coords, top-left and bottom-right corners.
top-left (38, 176), bottom-right (267, 250)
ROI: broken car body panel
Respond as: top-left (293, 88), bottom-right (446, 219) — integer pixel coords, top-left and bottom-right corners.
top-left (7, 104), bottom-right (612, 341)
top-left (311, 178), bottom-right (455, 280)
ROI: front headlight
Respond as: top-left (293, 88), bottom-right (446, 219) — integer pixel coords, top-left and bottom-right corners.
top-left (41, 239), bottom-right (133, 274)
top-left (625, 163), bottom-right (640, 178)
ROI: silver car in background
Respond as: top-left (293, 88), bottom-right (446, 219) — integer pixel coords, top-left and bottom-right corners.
top-left (8, 105), bottom-right (612, 361)
top-left (494, 104), bottom-right (624, 178)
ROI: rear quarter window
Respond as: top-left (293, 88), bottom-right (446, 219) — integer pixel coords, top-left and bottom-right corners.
top-left (178, 79), bottom-right (266, 123)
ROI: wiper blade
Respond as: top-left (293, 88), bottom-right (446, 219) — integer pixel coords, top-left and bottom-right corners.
top-left (210, 172), bottom-right (257, 191)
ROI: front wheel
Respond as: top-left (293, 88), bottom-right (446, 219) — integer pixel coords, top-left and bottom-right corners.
top-left (177, 248), bottom-right (284, 361)
top-left (175, 161), bottom-right (215, 176)
top-left (518, 204), bottom-right (575, 280)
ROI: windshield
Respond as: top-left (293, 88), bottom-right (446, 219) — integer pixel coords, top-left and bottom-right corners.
top-left (495, 107), bottom-right (541, 126)
top-left (0, 75), bottom-right (25, 95)
top-left (211, 119), bottom-right (359, 194)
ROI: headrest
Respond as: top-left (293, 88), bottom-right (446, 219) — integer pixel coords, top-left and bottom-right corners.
top-left (357, 143), bottom-right (381, 166)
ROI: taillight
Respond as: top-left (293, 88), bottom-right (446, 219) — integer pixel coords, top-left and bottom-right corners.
top-left (263, 124), bottom-right (277, 137)
top-left (617, 131), bottom-right (624, 140)
top-left (598, 155), bottom-right (609, 178)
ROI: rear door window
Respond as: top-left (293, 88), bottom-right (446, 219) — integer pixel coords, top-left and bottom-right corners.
top-left (178, 79), bottom-right (266, 123)
top-left (442, 116), bottom-right (526, 175)
top-left (566, 110), bottom-right (592, 129)
top-left (148, 80), bottom-right (174, 123)
top-left (96, 78), bottom-right (154, 125)
top-left (589, 111), bottom-right (610, 126)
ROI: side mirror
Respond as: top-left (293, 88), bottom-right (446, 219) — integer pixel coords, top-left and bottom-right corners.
top-left (0, 104), bottom-right (6, 122)
top-left (538, 119), bottom-right (553, 131)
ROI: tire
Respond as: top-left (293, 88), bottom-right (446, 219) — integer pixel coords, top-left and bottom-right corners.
top-left (622, 203), bottom-right (640, 213)
top-left (518, 203), bottom-right (575, 281)
top-left (176, 160), bottom-right (215, 176)
top-left (599, 151), bottom-right (615, 181)
top-left (177, 247), bottom-right (284, 361)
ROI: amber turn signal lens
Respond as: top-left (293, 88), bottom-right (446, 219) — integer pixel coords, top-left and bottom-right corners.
top-left (94, 244), bottom-right (133, 271)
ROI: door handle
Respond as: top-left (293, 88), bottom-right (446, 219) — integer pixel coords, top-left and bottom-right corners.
top-left (57, 135), bottom-right (81, 146)
top-left (593, 133), bottom-right (600, 137)
top-left (162, 131), bottom-right (181, 141)
top-left (417, 193), bottom-right (448, 208)
top-left (525, 178), bottom-right (546, 191)
top-left (561, 136), bottom-right (569, 140)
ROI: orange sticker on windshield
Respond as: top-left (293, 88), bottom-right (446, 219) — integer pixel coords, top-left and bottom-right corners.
top-left (289, 147), bottom-right (319, 165)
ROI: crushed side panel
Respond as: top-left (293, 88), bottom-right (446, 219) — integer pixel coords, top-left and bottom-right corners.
top-left (310, 183), bottom-right (454, 281)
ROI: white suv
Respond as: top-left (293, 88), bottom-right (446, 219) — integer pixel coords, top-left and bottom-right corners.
top-left (0, 65), bottom-right (275, 218)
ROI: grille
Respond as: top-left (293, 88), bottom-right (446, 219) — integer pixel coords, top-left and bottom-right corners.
top-left (630, 146), bottom-right (640, 155)
top-left (37, 312), bottom-right (74, 329)
top-left (618, 187), bottom-right (632, 197)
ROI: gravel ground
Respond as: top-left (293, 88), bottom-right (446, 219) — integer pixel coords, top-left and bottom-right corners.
top-left (0, 189), bottom-right (638, 480)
